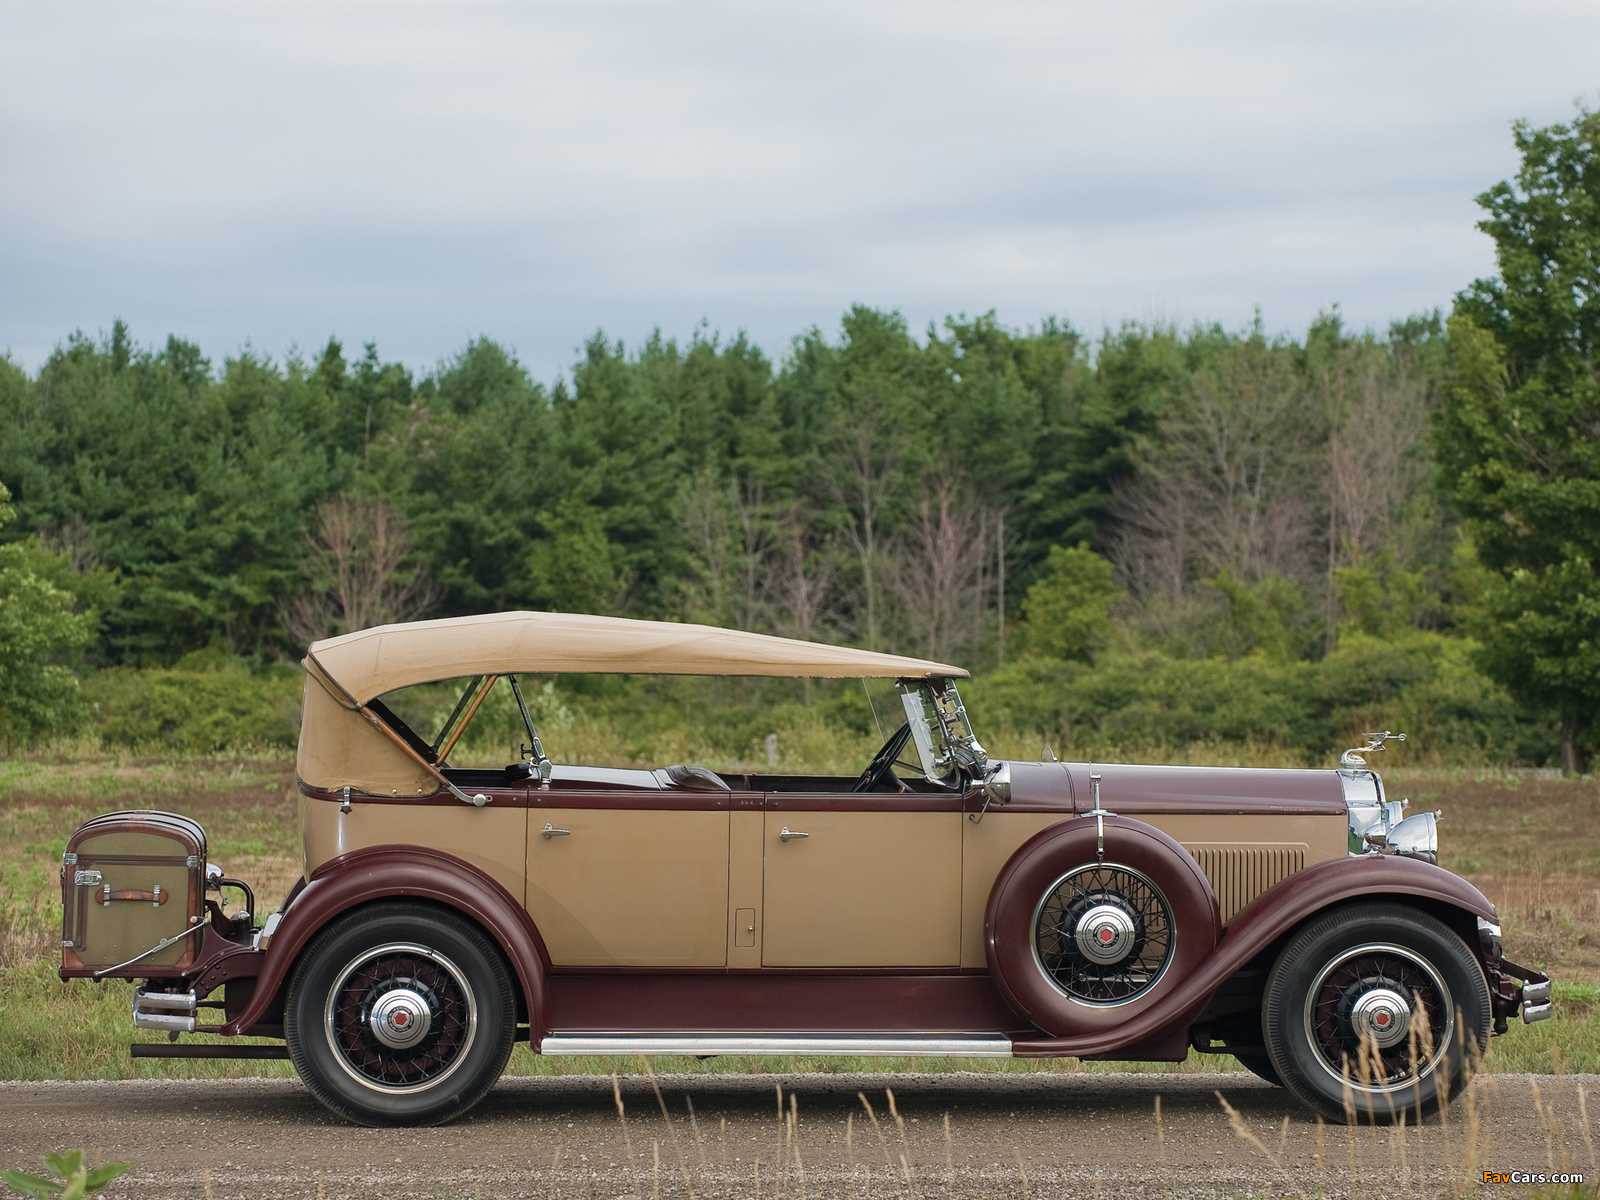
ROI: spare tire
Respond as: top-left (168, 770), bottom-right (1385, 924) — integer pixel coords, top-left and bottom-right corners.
top-left (984, 815), bottom-right (1219, 1038)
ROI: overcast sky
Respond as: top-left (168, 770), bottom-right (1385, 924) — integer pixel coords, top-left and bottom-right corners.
top-left (2, 1), bottom-right (1597, 382)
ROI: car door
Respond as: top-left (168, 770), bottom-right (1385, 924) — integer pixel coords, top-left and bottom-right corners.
top-left (760, 789), bottom-right (963, 967)
top-left (526, 769), bottom-right (734, 967)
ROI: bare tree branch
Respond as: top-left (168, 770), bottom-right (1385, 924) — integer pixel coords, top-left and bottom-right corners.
top-left (280, 495), bottom-right (437, 647)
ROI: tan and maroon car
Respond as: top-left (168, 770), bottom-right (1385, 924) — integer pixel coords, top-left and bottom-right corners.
top-left (59, 611), bottom-right (1551, 1126)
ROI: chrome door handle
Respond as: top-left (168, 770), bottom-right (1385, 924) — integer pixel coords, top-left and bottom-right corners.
top-left (779, 827), bottom-right (808, 842)
top-left (541, 823), bottom-right (570, 839)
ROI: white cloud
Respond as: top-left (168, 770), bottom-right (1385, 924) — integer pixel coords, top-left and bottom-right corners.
top-left (2, 0), bottom-right (1597, 376)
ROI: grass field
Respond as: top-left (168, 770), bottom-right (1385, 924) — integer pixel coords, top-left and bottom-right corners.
top-left (2, 750), bottom-right (1597, 1082)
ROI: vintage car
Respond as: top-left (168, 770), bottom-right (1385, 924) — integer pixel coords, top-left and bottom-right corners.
top-left (59, 611), bottom-right (1552, 1126)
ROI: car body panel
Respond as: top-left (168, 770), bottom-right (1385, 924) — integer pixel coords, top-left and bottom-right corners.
top-left (760, 804), bottom-right (963, 967)
top-left (526, 803), bottom-right (731, 966)
top-left (299, 788), bottom-right (528, 903)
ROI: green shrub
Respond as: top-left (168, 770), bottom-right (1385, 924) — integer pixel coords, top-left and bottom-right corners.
top-left (967, 631), bottom-right (1553, 766)
top-left (85, 655), bottom-right (302, 752)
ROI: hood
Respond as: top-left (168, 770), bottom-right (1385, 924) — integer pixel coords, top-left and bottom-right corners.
top-left (1002, 760), bottom-right (1347, 817)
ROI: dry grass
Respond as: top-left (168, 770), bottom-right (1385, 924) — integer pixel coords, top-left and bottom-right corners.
top-left (1403, 769), bottom-right (1600, 982)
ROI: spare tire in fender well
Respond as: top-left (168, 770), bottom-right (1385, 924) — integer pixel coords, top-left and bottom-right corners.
top-left (984, 814), bottom-right (1220, 1039)
top-left (222, 845), bottom-right (550, 1042)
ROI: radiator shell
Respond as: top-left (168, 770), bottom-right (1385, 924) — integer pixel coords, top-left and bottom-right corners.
top-left (61, 810), bottom-right (206, 976)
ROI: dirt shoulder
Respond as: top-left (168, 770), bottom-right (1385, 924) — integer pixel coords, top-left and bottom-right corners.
top-left (2, 1070), bottom-right (1594, 1199)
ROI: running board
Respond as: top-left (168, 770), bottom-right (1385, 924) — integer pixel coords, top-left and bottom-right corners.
top-left (131, 1043), bottom-right (289, 1060)
top-left (537, 1035), bottom-right (1013, 1058)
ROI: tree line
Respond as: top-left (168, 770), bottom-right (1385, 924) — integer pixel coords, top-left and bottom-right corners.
top-left (2, 107), bottom-right (1596, 768)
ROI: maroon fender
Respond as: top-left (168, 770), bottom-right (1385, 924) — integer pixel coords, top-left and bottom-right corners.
top-left (985, 815), bottom-right (1221, 1038)
top-left (1010, 852), bottom-right (1498, 1057)
top-left (221, 845), bottom-right (550, 1040)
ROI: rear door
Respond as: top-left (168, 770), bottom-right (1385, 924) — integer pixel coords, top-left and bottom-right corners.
top-left (526, 778), bottom-right (735, 967)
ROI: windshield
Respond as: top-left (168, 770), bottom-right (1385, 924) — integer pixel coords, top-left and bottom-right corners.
top-left (897, 679), bottom-right (988, 784)
top-left (374, 674), bottom-right (543, 768)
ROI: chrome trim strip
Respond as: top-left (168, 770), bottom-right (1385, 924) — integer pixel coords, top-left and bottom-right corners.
top-left (1523, 1001), bottom-right (1553, 1024)
top-left (537, 1035), bottom-right (1013, 1058)
top-left (1522, 979), bottom-right (1552, 1006)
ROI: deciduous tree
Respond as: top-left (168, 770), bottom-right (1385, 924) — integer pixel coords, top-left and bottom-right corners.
top-left (1436, 107), bottom-right (1600, 773)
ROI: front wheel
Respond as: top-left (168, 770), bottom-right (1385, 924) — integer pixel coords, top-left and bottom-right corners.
top-left (285, 902), bottom-right (516, 1126)
top-left (1262, 903), bottom-right (1490, 1124)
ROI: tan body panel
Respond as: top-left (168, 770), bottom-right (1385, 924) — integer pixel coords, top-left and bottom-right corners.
top-left (1143, 813), bottom-right (1346, 924)
top-left (299, 795), bottom-right (526, 902)
top-left (960, 812), bottom-right (1065, 968)
top-left (762, 810), bottom-right (961, 967)
top-left (726, 810), bottom-right (763, 968)
top-left (959, 809), bottom-right (1348, 967)
top-left (527, 808), bottom-right (729, 967)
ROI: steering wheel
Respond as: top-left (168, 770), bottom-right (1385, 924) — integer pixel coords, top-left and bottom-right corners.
top-left (852, 722), bottom-right (914, 793)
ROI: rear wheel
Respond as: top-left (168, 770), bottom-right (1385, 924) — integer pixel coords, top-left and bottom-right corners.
top-left (1262, 903), bottom-right (1489, 1124)
top-left (285, 902), bottom-right (516, 1126)
top-left (1233, 1053), bottom-right (1282, 1086)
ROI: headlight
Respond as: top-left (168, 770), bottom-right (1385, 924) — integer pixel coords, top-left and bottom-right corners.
top-left (1378, 810), bottom-right (1438, 864)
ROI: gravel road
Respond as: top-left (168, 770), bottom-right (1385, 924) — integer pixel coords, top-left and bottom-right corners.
top-left (2, 1071), bottom-right (1594, 1199)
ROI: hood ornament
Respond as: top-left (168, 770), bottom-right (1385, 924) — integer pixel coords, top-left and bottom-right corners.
top-left (1341, 730), bottom-right (1405, 771)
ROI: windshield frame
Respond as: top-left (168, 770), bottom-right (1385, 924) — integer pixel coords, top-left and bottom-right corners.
top-left (897, 678), bottom-right (988, 786)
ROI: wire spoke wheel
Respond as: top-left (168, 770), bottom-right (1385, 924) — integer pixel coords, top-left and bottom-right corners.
top-left (1302, 942), bottom-right (1453, 1094)
top-left (1033, 863), bottom-right (1174, 1004)
top-left (323, 942), bottom-right (479, 1095)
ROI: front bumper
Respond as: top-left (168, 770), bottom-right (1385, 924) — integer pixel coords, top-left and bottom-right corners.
top-left (1480, 917), bottom-right (1551, 1032)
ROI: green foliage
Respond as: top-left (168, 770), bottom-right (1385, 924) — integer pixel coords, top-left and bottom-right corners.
top-left (1203, 570), bottom-right (1304, 662)
top-left (1, 1150), bottom-right (129, 1199)
top-left (1438, 107), bottom-right (1600, 765)
top-left (0, 486), bottom-right (97, 746)
top-left (85, 654), bottom-right (302, 752)
top-left (0, 218), bottom-right (1588, 765)
top-left (967, 625), bottom-right (1544, 766)
top-left (1021, 543), bottom-right (1120, 662)
top-left (1333, 556), bottom-right (1433, 639)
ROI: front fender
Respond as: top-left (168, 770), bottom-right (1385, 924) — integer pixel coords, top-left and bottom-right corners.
top-left (1012, 853), bottom-right (1495, 1057)
top-left (222, 844), bottom-right (550, 1040)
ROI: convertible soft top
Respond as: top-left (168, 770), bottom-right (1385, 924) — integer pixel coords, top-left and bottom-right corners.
top-left (305, 610), bottom-right (967, 706)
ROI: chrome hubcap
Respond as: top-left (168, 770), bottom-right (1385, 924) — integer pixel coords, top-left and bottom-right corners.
top-left (368, 987), bottom-right (432, 1049)
top-left (1350, 987), bottom-right (1410, 1049)
top-left (1075, 904), bottom-right (1136, 965)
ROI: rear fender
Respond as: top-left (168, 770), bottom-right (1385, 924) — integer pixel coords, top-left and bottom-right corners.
top-left (1012, 853), bottom-right (1496, 1056)
top-left (222, 845), bottom-right (549, 1040)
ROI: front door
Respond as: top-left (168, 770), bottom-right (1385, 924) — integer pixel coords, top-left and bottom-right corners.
top-left (526, 782), bottom-right (735, 967)
top-left (761, 792), bottom-right (963, 967)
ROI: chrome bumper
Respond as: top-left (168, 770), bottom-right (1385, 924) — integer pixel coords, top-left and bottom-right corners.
top-left (1522, 977), bottom-right (1553, 1024)
top-left (132, 986), bottom-right (197, 1034)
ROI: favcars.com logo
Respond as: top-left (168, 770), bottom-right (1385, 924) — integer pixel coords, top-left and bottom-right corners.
top-left (1482, 1172), bottom-right (1586, 1185)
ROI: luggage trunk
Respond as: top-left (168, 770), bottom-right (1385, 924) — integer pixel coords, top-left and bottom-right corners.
top-left (61, 810), bottom-right (207, 977)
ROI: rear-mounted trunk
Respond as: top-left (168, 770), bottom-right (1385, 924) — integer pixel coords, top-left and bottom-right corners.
top-left (60, 810), bottom-right (207, 978)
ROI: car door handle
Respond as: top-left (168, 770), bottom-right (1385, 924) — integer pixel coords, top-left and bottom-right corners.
top-left (541, 823), bottom-right (570, 839)
top-left (779, 827), bottom-right (808, 842)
